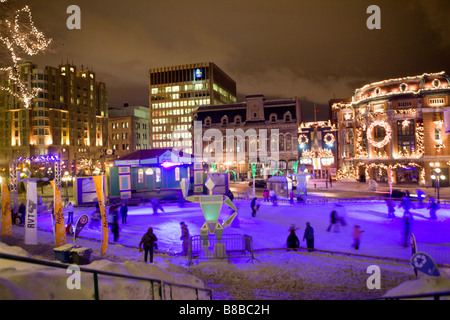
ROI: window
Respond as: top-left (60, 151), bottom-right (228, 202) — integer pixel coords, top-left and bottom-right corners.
top-left (205, 117), bottom-right (211, 127)
top-left (155, 168), bottom-right (161, 182)
top-left (285, 134), bottom-right (292, 151)
top-left (175, 167), bottom-right (180, 181)
top-left (429, 98), bottom-right (445, 106)
top-left (221, 116), bottom-right (228, 126)
top-left (234, 116), bottom-right (241, 125)
top-left (138, 169), bottom-right (144, 184)
top-left (397, 120), bottom-right (414, 136)
top-left (435, 128), bottom-right (442, 141)
top-left (145, 168), bottom-right (154, 175)
top-left (284, 112), bottom-right (292, 122)
top-left (270, 114), bottom-right (277, 123)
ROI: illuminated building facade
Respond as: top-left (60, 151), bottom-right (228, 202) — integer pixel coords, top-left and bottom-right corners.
top-left (298, 121), bottom-right (337, 180)
top-left (193, 94), bottom-right (301, 179)
top-left (0, 61), bottom-right (108, 174)
top-left (331, 72), bottom-right (450, 187)
top-left (149, 62), bottom-right (236, 154)
top-left (108, 104), bottom-right (150, 160)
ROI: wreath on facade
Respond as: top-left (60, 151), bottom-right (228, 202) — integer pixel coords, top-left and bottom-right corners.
top-left (367, 120), bottom-right (392, 148)
top-left (324, 133), bottom-right (335, 146)
top-left (298, 134), bottom-right (309, 146)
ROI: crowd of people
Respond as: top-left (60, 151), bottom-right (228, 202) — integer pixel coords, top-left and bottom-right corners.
top-left (28, 183), bottom-right (442, 264)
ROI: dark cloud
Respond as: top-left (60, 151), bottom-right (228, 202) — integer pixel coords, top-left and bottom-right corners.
top-left (19, 0), bottom-right (450, 120)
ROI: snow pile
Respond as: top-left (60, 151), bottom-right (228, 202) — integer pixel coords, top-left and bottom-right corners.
top-left (0, 242), bottom-right (209, 300)
top-left (383, 271), bottom-right (450, 300)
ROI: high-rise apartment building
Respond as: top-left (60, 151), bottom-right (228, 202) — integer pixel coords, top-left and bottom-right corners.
top-left (108, 104), bottom-right (150, 159)
top-left (149, 62), bottom-right (237, 154)
top-left (0, 61), bottom-right (108, 175)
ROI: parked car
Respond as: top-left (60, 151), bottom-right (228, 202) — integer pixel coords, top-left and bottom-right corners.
top-left (248, 179), bottom-right (267, 188)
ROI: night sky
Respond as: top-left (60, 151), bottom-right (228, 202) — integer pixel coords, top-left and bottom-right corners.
top-left (21, 0), bottom-right (450, 121)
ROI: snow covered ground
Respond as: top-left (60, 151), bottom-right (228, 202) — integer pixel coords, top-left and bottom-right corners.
top-left (1, 191), bottom-right (450, 300)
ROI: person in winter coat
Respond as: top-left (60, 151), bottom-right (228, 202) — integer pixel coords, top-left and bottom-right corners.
top-left (303, 222), bottom-right (314, 252)
top-left (139, 227), bottom-right (158, 263)
top-left (326, 210), bottom-right (339, 232)
top-left (289, 190), bottom-right (295, 205)
top-left (269, 189), bottom-right (277, 205)
top-left (111, 220), bottom-right (120, 242)
top-left (180, 221), bottom-right (190, 255)
top-left (385, 199), bottom-right (396, 219)
top-left (352, 225), bottom-right (364, 250)
top-left (120, 202), bottom-right (128, 224)
top-left (263, 188), bottom-right (269, 202)
top-left (66, 202), bottom-right (74, 224)
top-left (287, 229), bottom-right (300, 251)
top-left (250, 197), bottom-right (259, 217)
top-left (427, 198), bottom-right (439, 220)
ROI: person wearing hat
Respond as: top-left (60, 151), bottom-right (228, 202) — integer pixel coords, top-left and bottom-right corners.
top-left (180, 222), bottom-right (190, 256)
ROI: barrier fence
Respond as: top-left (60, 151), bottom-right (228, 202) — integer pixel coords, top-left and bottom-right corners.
top-left (0, 252), bottom-right (212, 300)
top-left (188, 234), bottom-right (256, 265)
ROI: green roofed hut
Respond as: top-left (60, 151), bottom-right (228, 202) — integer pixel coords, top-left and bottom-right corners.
top-left (109, 149), bottom-right (195, 203)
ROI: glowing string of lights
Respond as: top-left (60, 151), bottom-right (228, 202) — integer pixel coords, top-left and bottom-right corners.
top-left (0, 4), bottom-right (52, 108)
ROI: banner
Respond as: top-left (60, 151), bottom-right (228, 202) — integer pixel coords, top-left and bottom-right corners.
top-left (50, 181), bottom-right (66, 247)
top-left (1, 180), bottom-right (12, 236)
top-left (25, 181), bottom-right (38, 244)
top-left (411, 252), bottom-right (441, 277)
top-left (93, 175), bottom-right (108, 256)
top-left (74, 214), bottom-right (89, 241)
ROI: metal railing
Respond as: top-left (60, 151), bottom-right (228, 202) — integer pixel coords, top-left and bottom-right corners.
top-left (380, 290), bottom-right (450, 300)
top-left (188, 234), bottom-right (256, 265)
top-left (0, 252), bottom-right (212, 300)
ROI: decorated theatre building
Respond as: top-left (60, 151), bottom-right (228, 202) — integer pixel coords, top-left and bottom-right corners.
top-left (331, 72), bottom-right (450, 187)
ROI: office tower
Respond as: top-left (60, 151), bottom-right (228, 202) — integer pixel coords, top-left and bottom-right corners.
top-left (149, 62), bottom-right (236, 153)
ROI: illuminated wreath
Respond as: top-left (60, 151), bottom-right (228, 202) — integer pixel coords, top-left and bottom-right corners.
top-left (367, 120), bottom-right (392, 148)
top-left (324, 133), bottom-right (335, 146)
top-left (298, 134), bottom-right (309, 146)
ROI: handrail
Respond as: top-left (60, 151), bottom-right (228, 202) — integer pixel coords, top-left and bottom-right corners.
top-left (0, 252), bottom-right (212, 300)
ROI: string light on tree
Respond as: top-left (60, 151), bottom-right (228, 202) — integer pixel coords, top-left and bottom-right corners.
top-left (323, 133), bottom-right (335, 147)
top-left (0, 3), bottom-right (52, 108)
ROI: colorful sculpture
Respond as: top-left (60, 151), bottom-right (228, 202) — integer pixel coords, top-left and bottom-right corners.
top-left (180, 176), bottom-right (238, 248)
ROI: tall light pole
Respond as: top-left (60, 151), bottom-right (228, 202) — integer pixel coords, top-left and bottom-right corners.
top-left (430, 162), bottom-right (446, 203)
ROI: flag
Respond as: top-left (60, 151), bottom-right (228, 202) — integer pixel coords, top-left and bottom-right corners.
top-left (93, 176), bottom-right (108, 256)
top-left (74, 214), bottom-right (89, 241)
top-left (410, 252), bottom-right (441, 277)
top-left (1, 180), bottom-right (12, 236)
top-left (50, 180), bottom-right (66, 247)
top-left (24, 181), bottom-right (37, 244)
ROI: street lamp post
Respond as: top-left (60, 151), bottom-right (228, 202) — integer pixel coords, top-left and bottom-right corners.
top-left (430, 162), bottom-right (446, 203)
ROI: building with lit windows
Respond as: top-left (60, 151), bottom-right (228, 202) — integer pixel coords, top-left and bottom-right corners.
top-left (193, 94), bottom-right (301, 180)
top-left (331, 72), bottom-right (450, 187)
top-left (108, 104), bottom-right (150, 159)
top-left (149, 62), bottom-right (237, 154)
top-left (0, 61), bottom-right (108, 175)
